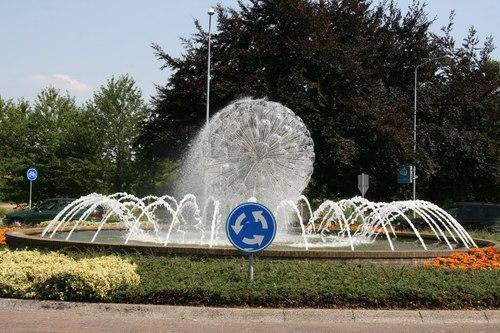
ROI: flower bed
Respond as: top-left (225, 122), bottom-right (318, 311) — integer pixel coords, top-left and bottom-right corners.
top-left (0, 249), bottom-right (498, 308)
top-left (425, 247), bottom-right (499, 270)
top-left (0, 227), bottom-right (17, 246)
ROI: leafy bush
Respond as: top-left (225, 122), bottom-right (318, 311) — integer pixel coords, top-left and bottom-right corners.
top-left (0, 250), bottom-right (69, 298)
top-left (0, 248), bottom-right (498, 308)
top-left (104, 254), bottom-right (499, 309)
top-left (467, 230), bottom-right (500, 243)
top-left (0, 250), bottom-right (139, 301)
top-left (36, 220), bottom-right (103, 228)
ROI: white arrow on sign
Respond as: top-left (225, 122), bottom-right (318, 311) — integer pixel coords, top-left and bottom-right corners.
top-left (252, 210), bottom-right (268, 229)
top-left (231, 213), bottom-right (246, 234)
top-left (357, 173), bottom-right (369, 198)
top-left (242, 235), bottom-right (264, 246)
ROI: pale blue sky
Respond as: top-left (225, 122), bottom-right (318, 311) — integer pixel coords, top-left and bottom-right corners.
top-left (1, 0), bottom-right (498, 104)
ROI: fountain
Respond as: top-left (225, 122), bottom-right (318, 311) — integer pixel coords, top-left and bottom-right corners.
top-left (177, 98), bottom-right (315, 213)
top-left (6, 98), bottom-right (491, 259)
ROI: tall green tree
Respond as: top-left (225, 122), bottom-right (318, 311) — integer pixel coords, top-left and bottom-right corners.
top-left (0, 88), bottom-right (105, 202)
top-left (140, 0), bottom-right (499, 203)
top-left (0, 96), bottom-right (31, 201)
top-left (88, 75), bottom-right (148, 193)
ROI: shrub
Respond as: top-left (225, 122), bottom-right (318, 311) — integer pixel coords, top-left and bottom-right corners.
top-left (112, 254), bottom-right (500, 309)
top-left (1, 249), bottom-right (499, 308)
top-left (0, 250), bottom-right (70, 298)
top-left (36, 220), bottom-right (100, 228)
top-left (0, 250), bottom-right (139, 301)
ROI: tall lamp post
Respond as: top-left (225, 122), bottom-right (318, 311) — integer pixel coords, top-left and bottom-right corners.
top-left (413, 55), bottom-right (450, 203)
top-left (204, 7), bottom-right (215, 205)
top-left (206, 7), bottom-right (215, 126)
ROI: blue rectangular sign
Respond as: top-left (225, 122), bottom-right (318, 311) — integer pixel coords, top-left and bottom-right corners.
top-left (397, 166), bottom-right (413, 184)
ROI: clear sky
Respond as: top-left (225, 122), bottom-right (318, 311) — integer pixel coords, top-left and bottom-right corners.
top-left (1, 0), bottom-right (498, 104)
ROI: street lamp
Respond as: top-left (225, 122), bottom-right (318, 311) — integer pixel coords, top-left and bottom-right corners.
top-left (206, 7), bottom-right (215, 126)
top-left (204, 7), bottom-right (215, 206)
top-left (413, 55), bottom-right (451, 203)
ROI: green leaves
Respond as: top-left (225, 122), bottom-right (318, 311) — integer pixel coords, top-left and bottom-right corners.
top-left (87, 74), bottom-right (148, 193)
top-left (0, 75), bottom-right (156, 201)
top-left (104, 254), bottom-right (500, 308)
top-left (141, 0), bottom-right (499, 203)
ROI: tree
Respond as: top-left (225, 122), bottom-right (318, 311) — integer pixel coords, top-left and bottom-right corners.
top-left (140, 0), bottom-right (499, 203)
top-left (0, 96), bottom-right (30, 202)
top-left (0, 88), bottom-right (106, 202)
top-left (417, 24), bottom-right (500, 203)
top-left (88, 75), bottom-right (147, 193)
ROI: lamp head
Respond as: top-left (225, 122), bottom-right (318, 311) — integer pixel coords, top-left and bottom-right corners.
top-left (208, 7), bottom-right (215, 16)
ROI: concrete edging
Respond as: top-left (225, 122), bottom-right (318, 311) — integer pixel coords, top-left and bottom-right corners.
top-left (0, 298), bottom-right (498, 324)
top-left (5, 226), bottom-right (495, 263)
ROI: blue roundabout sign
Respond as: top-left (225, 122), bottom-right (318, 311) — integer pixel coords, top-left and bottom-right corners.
top-left (26, 167), bottom-right (38, 182)
top-left (226, 202), bottom-right (277, 253)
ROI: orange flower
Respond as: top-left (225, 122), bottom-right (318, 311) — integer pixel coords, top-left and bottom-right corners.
top-left (0, 227), bottom-right (18, 246)
top-left (424, 247), bottom-right (499, 270)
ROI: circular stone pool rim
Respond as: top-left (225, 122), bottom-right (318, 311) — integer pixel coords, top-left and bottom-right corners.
top-left (6, 226), bottom-right (495, 263)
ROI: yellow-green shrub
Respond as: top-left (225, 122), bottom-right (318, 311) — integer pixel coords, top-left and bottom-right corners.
top-left (0, 250), bottom-right (139, 301)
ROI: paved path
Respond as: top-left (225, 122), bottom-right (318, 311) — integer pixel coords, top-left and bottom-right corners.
top-left (0, 298), bottom-right (498, 333)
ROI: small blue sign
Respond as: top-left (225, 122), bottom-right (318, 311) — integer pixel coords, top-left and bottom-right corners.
top-left (26, 167), bottom-right (38, 182)
top-left (226, 202), bottom-right (277, 253)
top-left (397, 166), bottom-right (412, 184)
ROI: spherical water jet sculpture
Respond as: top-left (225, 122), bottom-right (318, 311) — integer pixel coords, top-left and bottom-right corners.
top-left (176, 98), bottom-right (315, 214)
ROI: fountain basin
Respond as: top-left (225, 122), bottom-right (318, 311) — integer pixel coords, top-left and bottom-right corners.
top-left (6, 226), bottom-right (494, 264)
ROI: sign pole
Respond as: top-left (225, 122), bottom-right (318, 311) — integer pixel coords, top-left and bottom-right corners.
top-left (248, 254), bottom-right (254, 281)
top-left (29, 181), bottom-right (32, 209)
top-left (361, 173), bottom-right (365, 198)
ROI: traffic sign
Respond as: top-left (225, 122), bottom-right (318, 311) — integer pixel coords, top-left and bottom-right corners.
top-left (226, 202), bottom-right (277, 253)
top-left (26, 167), bottom-right (37, 209)
top-left (26, 167), bottom-right (38, 181)
top-left (397, 166), bottom-right (413, 184)
top-left (357, 173), bottom-right (369, 197)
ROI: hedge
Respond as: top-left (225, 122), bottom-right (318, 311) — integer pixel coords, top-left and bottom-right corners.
top-left (0, 249), bottom-right (139, 301)
top-left (111, 255), bottom-right (498, 309)
top-left (0, 248), bottom-right (498, 308)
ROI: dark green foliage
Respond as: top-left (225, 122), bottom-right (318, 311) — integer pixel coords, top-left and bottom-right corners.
top-left (65, 253), bottom-right (499, 309)
top-left (140, 0), bottom-right (499, 203)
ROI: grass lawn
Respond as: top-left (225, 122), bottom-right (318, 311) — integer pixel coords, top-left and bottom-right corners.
top-left (466, 230), bottom-right (500, 243)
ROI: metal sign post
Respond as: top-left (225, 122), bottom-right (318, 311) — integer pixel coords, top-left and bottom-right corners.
top-left (26, 167), bottom-right (38, 209)
top-left (29, 181), bottom-right (32, 209)
top-left (226, 202), bottom-right (277, 282)
top-left (248, 254), bottom-right (254, 281)
top-left (357, 173), bottom-right (369, 198)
